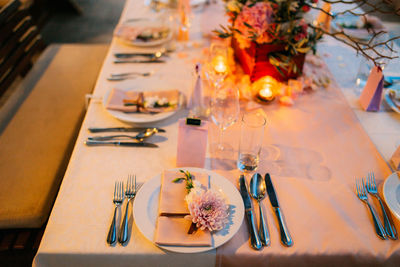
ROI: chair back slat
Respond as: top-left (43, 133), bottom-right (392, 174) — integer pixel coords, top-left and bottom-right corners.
top-left (0, 0), bottom-right (21, 25)
top-left (0, 36), bottom-right (41, 95)
top-left (0, 0), bottom-right (44, 97)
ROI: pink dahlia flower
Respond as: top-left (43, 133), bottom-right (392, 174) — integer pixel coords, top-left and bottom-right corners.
top-left (233, 2), bottom-right (275, 48)
top-left (185, 189), bottom-right (229, 231)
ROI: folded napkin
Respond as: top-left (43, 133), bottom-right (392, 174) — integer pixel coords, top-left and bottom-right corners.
top-left (105, 88), bottom-right (180, 113)
top-left (158, 169), bottom-right (209, 216)
top-left (154, 216), bottom-right (212, 247)
top-left (114, 24), bottom-right (170, 42)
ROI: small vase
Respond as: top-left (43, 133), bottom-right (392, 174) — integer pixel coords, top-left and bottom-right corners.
top-left (232, 38), bottom-right (305, 82)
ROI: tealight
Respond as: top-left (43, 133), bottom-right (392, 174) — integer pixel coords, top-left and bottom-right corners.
top-left (212, 55), bottom-right (228, 74)
top-left (252, 76), bottom-right (280, 102)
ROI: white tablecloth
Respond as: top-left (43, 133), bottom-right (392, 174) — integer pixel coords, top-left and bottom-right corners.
top-left (34, 1), bottom-right (400, 266)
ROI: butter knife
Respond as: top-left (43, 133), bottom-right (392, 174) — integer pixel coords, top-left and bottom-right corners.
top-left (85, 140), bottom-right (158, 148)
top-left (239, 174), bottom-right (262, 250)
top-left (114, 53), bottom-right (168, 58)
top-left (265, 173), bottom-right (293, 247)
top-left (114, 59), bottom-right (165, 63)
top-left (88, 127), bottom-right (165, 133)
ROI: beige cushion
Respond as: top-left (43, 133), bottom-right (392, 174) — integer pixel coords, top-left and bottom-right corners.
top-left (0, 44), bottom-right (108, 228)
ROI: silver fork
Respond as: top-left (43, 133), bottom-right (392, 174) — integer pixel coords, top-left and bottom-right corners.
top-left (118, 175), bottom-right (137, 245)
top-left (356, 178), bottom-right (387, 240)
top-left (366, 172), bottom-right (398, 240)
top-left (107, 181), bottom-right (124, 245)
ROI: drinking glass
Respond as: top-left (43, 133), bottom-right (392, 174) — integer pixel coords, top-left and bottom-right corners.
top-left (204, 43), bottom-right (229, 89)
top-left (237, 110), bottom-right (266, 172)
top-left (210, 81), bottom-right (240, 154)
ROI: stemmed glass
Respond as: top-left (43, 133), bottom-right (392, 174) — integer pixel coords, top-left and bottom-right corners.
top-left (204, 43), bottom-right (229, 89)
top-left (210, 81), bottom-right (240, 155)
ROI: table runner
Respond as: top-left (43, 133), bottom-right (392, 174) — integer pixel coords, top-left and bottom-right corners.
top-left (212, 62), bottom-right (400, 266)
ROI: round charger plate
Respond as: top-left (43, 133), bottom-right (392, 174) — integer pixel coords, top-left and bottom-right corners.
top-left (133, 167), bottom-right (245, 253)
top-left (383, 172), bottom-right (400, 221)
top-left (102, 88), bottom-right (184, 124)
top-left (115, 18), bottom-right (173, 47)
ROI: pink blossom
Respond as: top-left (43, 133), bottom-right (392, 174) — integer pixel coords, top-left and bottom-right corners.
top-left (185, 189), bottom-right (229, 231)
top-left (233, 2), bottom-right (275, 48)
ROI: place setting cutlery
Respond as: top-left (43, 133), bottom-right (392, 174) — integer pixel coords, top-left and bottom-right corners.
top-left (107, 181), bottom-right (124, 245)
top-left (239, 172), bottom-right (293, 250)
top-left (86, 127), bottom-right (163, 148)
top-left (107, 175), bottom-right (138, 246)
top-left (107, 71), bottom-right (154, 81)
top-left (265, 173), bottom-right (293, 247)
top-left (88, 127), bottom-right (166, 133)
top-left (249, 173), bottom-right (270, 247)
top-left (356, 172), bottom-right (397, 240)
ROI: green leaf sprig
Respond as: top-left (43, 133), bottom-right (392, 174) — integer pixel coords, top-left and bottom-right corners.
top-left (172, 170), bottom-right (194, 194)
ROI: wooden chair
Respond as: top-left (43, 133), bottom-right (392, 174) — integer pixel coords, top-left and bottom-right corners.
top-left (0, 0), bottom-right (44, 97)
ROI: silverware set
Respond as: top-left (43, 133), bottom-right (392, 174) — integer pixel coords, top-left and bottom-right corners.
top-left (85, 127), bottom-right (164, 148)
top-left (112, 49), bottom-right (169, 64)
top-left (107, 71), bottom-right (154, 81)
top-left (107, 175), bottom-right (137, 246)
top-left (239, 173), bottom-right (292, 250)
top-left (355, 172), bottom-right (397, 240)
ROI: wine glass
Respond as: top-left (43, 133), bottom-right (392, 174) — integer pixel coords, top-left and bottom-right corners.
top-left (204, 43), bottom-right (229, 89)
top-left (210, 81), bottom-right (240, 155)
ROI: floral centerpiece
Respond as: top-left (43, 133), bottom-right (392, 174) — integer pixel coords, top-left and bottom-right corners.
top-left (215, 0), bottom-right (322, 81)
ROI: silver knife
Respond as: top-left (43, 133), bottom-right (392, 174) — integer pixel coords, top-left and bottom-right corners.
top-left (85, 140), bottom-right (158, 148)
top-left (239, 174), bottom-right (262, 250)
top-left (114, 53), bottom-right (168, 58)
top-left (114, 59), bottom-right (165, 63)
top-left (88, 127), bottom-right (165, 133)
top-left (265, 173), bottom-right (293, 247)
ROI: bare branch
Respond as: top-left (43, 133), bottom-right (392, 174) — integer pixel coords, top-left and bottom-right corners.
top-left (309, 24), bottom-right (400, 66)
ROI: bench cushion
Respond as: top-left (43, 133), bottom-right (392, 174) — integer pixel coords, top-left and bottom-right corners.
top-left (0, 44), bottom-right (108, 228)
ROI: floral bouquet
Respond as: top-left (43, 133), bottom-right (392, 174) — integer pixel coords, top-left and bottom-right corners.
top-left (174, 170), bottom-right (229, 233)
top-left (215, 0), bottom-right (322, 80)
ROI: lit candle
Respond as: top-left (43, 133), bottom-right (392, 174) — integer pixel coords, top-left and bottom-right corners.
top-left (212, 55), bottom-right (227, 74)
top-left (258, 86), bottom-right (274, 101)
top-left (253, 76), bottom-right (279, 102)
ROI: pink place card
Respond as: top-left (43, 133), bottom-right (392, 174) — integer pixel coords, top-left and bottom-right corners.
top-left (176, 118), bottom-right (209, 168)
top-left (390, 146), bottom-right (400, 170)
top-left (359, 66), bottom-right (384, 111)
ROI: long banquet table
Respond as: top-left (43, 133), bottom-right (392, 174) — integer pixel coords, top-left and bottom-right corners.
top-left (34, 1), bottom-right (400, 266)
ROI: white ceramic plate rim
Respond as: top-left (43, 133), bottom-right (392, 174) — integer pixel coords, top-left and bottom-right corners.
top-left (384, 89), bottom-right (400, 114)
top-left (383, 172), bottom-right (400, 221)
top-left (102, 88), bottom-right (184, 124)
top-left (116, 18), bottom-right (172, 47)
top-left (133, 167), bottom-right (245, 253)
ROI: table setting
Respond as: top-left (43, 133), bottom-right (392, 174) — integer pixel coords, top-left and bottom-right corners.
top-left (34, 0), bottom-right (400, 266)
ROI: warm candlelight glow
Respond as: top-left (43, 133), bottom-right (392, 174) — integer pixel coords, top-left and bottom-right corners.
top-left (252, 76), bottom-right (280, 102)
top-left (212, 55), bottom-right (228, 74)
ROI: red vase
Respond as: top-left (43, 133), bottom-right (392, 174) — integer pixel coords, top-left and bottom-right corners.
top-left (232, 38), bottom-right (305, 82)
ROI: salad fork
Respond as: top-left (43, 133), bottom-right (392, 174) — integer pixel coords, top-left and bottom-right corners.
top-left (118, 175), bottom-right (137, 245)
top-left (107, 181), bottom-right (124, 245)
top-left (366, 172), bottom-right (397, 240)
top-left (356, 178), bottom-right (387, 240)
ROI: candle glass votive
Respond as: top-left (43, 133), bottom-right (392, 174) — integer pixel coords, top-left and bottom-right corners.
top-left (237, 111), bottom-right (266, 172)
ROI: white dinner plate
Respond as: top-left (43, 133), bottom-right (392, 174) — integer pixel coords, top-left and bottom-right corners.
top-left (383, 172), bottom-right (400, 221)
top-left (115, 18), bottom-right (172, 47)
top-left (384, 88), bottom-right (400, 114)
top-left (102, 88), bottom-right (184, 124)
top-left (133, 167), bottom-right (245, 253)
